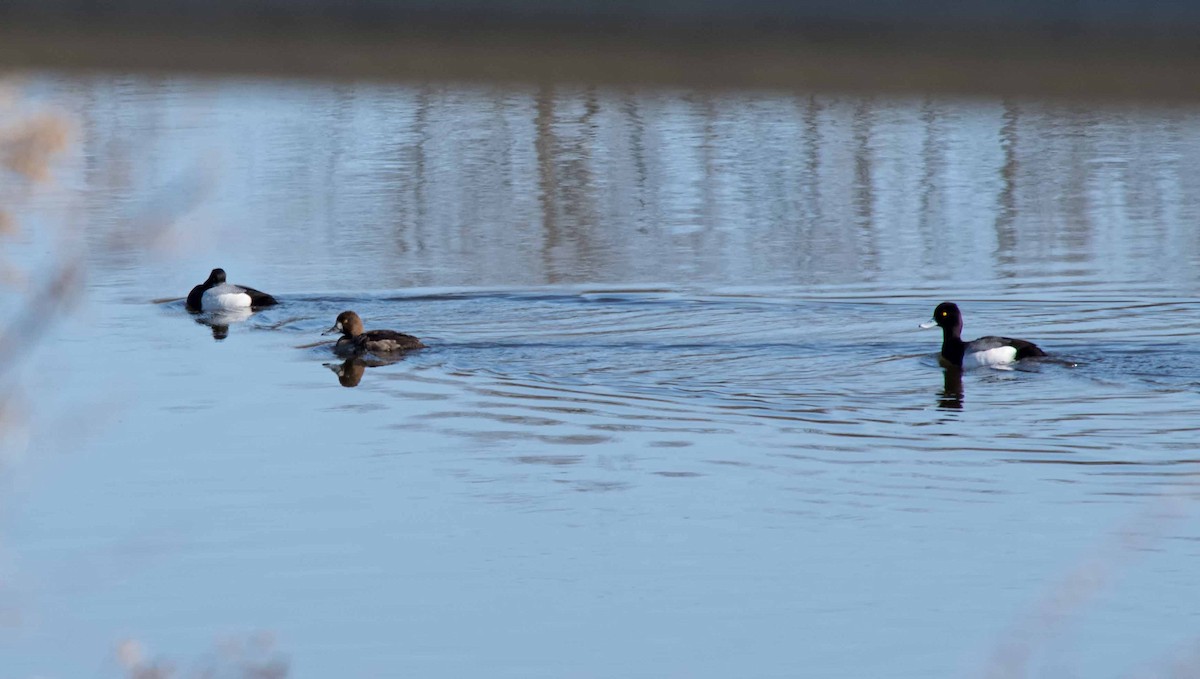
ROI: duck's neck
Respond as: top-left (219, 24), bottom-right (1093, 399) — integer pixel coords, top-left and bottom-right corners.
top-left (940, 324), bottom-right (966, 367)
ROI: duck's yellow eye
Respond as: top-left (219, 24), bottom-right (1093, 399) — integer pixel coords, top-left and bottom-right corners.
top-left (940, 311), bottom-right (947, 317)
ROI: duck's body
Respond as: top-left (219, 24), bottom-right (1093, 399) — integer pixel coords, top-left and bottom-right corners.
top-left (334, 330), bottom-right (426, 355)
top-left (945, 334), bottom-right (1046, 369)
top-left (186, 268), bottom-right (277, 312)
top-left (920, 302), bottom-right (1045, 369)
top-left (324, 310), bottom-right (424, 356)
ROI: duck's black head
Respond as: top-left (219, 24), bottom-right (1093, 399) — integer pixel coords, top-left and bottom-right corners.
top-left (920, 301), bottom-right (964, 338)
top-left (207, 268), bottom-right (227, 284)
top-left (929, 302), bottom-right (961, 329)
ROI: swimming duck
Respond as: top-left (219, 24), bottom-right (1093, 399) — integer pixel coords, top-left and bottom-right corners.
top-left (186, 268), bottom-right (278, 312)
top-left (323, 310), bottom-right (424, 355)
top-left (920, 302), bottom-right (1046, 368)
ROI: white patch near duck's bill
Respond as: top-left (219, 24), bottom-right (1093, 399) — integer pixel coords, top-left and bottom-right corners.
top-left (962, 345), bottom-right (1019, 369)
top-left (201, 284), bottom-right (252, 310)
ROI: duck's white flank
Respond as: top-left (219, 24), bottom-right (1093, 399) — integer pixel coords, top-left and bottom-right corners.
top-left (962, 345), bottom-right (1019, 369)
top-left (201, 284), bottom-right (252, 310)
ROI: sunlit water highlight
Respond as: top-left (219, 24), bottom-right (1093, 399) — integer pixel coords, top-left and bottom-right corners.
top-left (2, 76), bottom-right (1200, 678)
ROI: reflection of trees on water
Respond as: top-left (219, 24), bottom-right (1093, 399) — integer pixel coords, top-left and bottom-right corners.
top-left (43, 79), bottom-right (1200, 290)
top-left (535, 85), bottom-right (603, 284)
top-left (851, 99), bottom-right (880, 276)
top-left (994, 99), bottom-right (1020, 272)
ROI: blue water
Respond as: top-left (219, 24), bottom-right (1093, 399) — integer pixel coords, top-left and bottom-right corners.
top-left (2, 77), bottom-right (1200, 678)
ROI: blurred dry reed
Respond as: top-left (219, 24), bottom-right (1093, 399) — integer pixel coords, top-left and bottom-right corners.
top-left (0, 79), bottom-right (78, 455)
top-left (982, 496), bottom-right (1198, 678)
top-left (117, 634), bottom-right (288, 679)
top-left (0, 76), bottom-right (290, 678)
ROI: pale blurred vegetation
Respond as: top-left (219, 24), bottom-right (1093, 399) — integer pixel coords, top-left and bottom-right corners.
top-left (116, 635), bottom-right (288, 679)
top-left (0, 78), bottom-right (76, 461)
top-left (0, 77), bottom-right (289, 679)
top-left (0, 79), bottom-right (71, 279)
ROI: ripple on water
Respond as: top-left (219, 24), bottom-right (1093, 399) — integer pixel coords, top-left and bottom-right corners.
top-left (176, 286), bottom-right (1200, 506)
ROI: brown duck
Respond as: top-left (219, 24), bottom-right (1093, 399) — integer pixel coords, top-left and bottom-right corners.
top-left (323, 310), bottom-right (425, 356)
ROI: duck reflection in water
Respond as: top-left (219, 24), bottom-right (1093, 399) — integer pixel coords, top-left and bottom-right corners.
top-left (325, 355), bottom-right (411, 388)
top-left (938, 368), bottom-right (965, 410)
top-left (192, 308), bottom-right (253, 341)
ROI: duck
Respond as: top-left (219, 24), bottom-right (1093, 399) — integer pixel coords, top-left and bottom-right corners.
top-left (323, 310), bottom-right (425, 356)
top-left (186, 268), bottom-right (278, 312)
top-left (920, 302), bottom-right (1046, 369)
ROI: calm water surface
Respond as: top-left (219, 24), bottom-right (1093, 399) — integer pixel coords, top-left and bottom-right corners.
top-left (3, 77), bottom-right (1200, 677)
